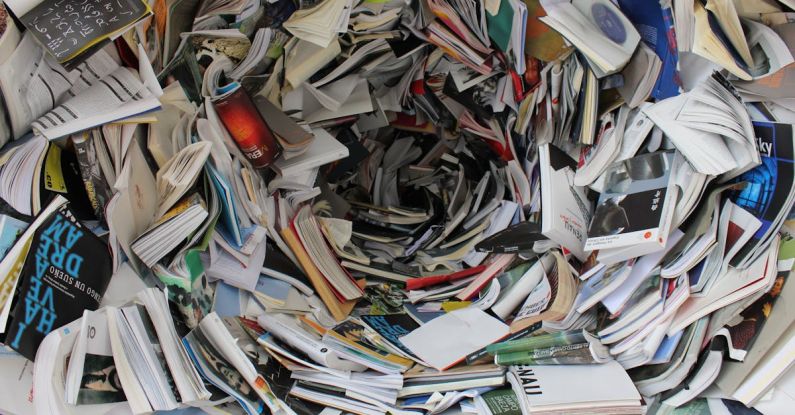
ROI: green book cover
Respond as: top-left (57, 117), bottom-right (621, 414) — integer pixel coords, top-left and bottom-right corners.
top-left (482, 388), bottom-right (522, 415)
top-left (486, 0), bottom-right (513, 52)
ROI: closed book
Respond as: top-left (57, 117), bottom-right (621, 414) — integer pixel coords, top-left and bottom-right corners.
top-left (539, 143), bottom-right (593, 261)
top-left (213, 85), bottom-right (282, 169)
top-left (5, 201), bottom-right (113, 360)
top-left (507, 361), bottom-right (641, 413)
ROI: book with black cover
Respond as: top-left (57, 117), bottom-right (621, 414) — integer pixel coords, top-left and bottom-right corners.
top-left (5, 201), bottom-right (113, 360)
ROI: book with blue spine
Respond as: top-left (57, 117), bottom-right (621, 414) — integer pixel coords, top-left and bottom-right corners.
top-left (617, 0), bottom-right (681, 100)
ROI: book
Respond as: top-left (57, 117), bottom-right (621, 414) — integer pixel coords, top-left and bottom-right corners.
top-left (539, 143), bottom-right (593, 261)
top-left (477, 387), bottom-right (523, 415)
top-left (7, 0), bottom-right (151, 69)
top-left (280, 212), bottom-right (360, 322)
top-left (507, 361), bottom-right (642, 414)
top-left (71, 131), bottom-right (113, 222)
top-left (616, 0), bottom-right (681, 100)
top-left (539, 0), bottom-right (641, 77)
top-left (321, 319), bottom-right (414, 374)
top-left (272, 128), bottom-right (348, 176)
top-left (359, 314), bottom-right (420, 358)
top-left (728, 122), bottom-right (795, 268)
top-left (488, 329), bottom-right (610, 366)
top-left (0, 0), bottom-right (792, 413)
top-left (5, 199), bottom-right (113, 360)
top-left (131, 193), bottom-right (209, 267)
top-left (400, 307), bottom-right (509, 371)
top-left (212, 84), bottom-right (282, 169)
top-left (585, 151), bottom-right (679, 255)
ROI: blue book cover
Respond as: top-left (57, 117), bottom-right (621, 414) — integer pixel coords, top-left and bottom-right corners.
top-left (730, 122), bottom-right (795, 267)
top-left (0, 215), bottom-right (27, 260)
top-left (617, 0), bottom-right (681, 100)
top-left (206, 163), bottom-right (243, 248)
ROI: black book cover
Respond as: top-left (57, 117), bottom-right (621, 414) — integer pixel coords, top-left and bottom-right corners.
top-left (5, 202), bottom-right (112, 360)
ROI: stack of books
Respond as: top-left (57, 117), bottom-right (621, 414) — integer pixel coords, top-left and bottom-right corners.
top-left (0, 0), bottom-right (793, 414)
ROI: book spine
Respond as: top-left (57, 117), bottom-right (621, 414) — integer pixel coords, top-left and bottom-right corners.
top-left (213, 87), bottom-right (282, 169)
top-left (280, 225), bottom-right (352, 322)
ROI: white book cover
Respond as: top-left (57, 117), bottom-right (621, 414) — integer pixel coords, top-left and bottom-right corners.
top-left (508, 361), bottom-right (641, 411)
top-left (539, 143), bottom-right (593, 261)
top-left (400, 307), bottom-right (508, 371)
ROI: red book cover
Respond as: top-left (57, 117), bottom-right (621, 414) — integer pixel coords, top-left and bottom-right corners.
top-left (213, 87), bottom-right (282, 169)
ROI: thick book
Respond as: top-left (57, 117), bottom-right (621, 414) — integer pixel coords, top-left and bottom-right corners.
top-left (5, 201), bottom-right (113, 360)
top-left (280, 222), bottom-right (358, 322)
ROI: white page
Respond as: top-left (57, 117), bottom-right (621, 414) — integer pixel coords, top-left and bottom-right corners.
top-left (400, 307), bottom-right (508, 370)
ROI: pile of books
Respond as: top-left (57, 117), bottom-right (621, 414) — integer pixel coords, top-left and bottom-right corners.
top-left (0, 0), bottom-right (793, 414)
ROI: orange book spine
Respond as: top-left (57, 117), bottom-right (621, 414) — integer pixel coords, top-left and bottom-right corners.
top-left (280, 225), bottom-right (354, 322)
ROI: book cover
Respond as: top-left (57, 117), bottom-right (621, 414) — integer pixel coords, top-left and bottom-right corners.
top-left (360, 314), bottom-right (420, 357)
top-left (729, 122), bottom-right (795, 267)
top-left (725, 270), bottom-right (789, 360)
top-left (19, 0), bottom-right (150, 68)
top-left (616, 0), bottom-right (681, 100)
top-left (72, 132), bottom-right (113, 222)
top-left (213, 85), bottom-right (282, 169)
top-left (539, 143), bottom-right (593, 261)
top-left (6, 202), bottom-right (112, 360)
top-left (523, 0), bottom-right (569, 61)
top-left (481, 388), bottom-right (522, 415)
top-left (507, 361), bottom-right (640, 410)
top-left (324, 319), bottom-right (414, 368)
top-left (585, 151), bottom-right (677, 252)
